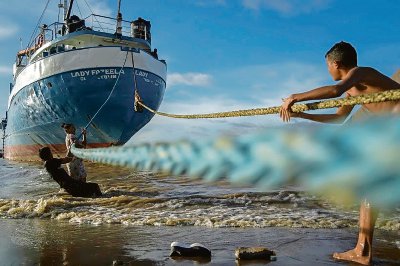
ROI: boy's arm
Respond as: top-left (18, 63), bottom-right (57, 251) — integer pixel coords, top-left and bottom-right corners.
top-left (282, 93), bottom-right (354, 123)
top-left (60, 157), bottom-right (73, 164)
top-left (291, 104), bottom-right (354, 124)
top-left (74, 129), bottom-right (87, 148)
top-left (280, 68), bottom-right (361, 122)
top-left (81, 128), bottom-right (87, 148)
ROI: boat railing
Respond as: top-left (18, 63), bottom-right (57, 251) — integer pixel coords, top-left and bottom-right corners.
top-left (46, 22), bottom-right (64, 40)
top-left (16, 14), bottom-right (152, 66)
top-left (38, 14), bottom-right (151, 45)
top-left (84, 14), bottom-right (151, 43)
top-left (86, 14), bottom-right (130, 36)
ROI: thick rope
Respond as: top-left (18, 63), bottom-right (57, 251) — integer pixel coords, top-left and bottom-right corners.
top-left (138, 89), bottom-right (400, 119)
top-left (72, 117), bottom-right (400, 207)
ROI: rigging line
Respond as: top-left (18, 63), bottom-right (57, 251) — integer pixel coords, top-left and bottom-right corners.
top-left (112, 49), bottom-right (138, 144)
top-left (131, 50), bottom-right (139, 94)
top-left (131, 51), bottom-right (137, 90)
top-left (75, 0), bottom-right (83, 18)
top-left (82, 0), bottom-right (105, 31)
top-left (131, 50), bottom-right (144, 113)
top-left (76, 50), bottom-right (130, 141)
top-left (25, 0), bottom-right (52, 53)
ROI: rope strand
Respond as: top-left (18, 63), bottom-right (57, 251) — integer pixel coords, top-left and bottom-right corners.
top-left (138, 89), bottom-right (400, 119)
top-left (71, 116), bottom-right (400, 207)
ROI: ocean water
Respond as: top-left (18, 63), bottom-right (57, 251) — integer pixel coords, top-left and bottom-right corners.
top-left (0, 158), bottom-right (399, 265)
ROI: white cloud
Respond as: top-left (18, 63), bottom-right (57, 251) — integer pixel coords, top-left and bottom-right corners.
top-left (0, 66), bottom-right (12, 75)
top-left (217, 61), bottom-right (329, 100)
top-left (167, 72), bottom-right (213, 88)
top-left (194, 0), bottom-right (228, 7)
top-left (0, 23), bottom-right (18, 39)
top-left (242, 0), bottom-right (332, 16)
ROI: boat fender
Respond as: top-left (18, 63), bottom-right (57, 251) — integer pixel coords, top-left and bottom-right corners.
top-left (170, 242), bottom-right (211, 258)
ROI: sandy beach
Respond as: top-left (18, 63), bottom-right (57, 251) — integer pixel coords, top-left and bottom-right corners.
top-left (0, 160), bottom-right (399, 265)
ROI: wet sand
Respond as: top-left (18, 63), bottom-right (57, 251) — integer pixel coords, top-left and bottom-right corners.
top-left (1, 219), bottom-right (399, 265)
top-left (1, 160), bottom-right (399, 265)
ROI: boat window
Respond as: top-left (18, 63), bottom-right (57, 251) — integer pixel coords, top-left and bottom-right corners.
top-left (50, 46), bottom-right (57, 55)
top-left (57, 45), bottom-right (65, 52)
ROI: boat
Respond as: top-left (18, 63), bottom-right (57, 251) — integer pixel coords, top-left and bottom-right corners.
top-left (2, 0), bottom-right (167, 161)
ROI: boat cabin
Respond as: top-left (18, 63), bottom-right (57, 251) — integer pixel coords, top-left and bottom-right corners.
top-left (13, 13), bottom-right (154, 80)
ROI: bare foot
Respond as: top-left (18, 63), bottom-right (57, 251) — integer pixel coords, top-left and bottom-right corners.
top-left (333, 248), bottom-right (371, 265)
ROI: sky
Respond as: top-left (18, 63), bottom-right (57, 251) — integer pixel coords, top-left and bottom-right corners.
top-left (0, 0), bottom-right (399, 144)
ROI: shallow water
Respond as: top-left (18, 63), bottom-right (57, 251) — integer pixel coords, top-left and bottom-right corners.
top-left (0, 159), bottom-right (399, 265)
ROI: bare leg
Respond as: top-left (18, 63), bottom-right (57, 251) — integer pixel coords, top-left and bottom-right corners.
top-left (333, 200), bottom-right (378, 265)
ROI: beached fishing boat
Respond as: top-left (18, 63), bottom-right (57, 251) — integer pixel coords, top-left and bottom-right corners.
top-left (2, 0), bottom-right (167, 160)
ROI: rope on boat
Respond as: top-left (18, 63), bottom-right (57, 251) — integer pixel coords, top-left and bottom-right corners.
top-left (71, 117), bottom-right (400, 207)
top-left (83, 50), bottom-right (130, 131)
top-left (73, 50), bottom-right (130, 142)
top-left (137, 89), bottom-right (400, 119)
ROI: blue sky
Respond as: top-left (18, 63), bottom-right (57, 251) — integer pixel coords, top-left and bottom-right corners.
top-left (0, 0), bottom-right (399, 143)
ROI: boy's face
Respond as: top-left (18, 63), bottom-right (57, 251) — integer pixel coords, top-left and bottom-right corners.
top-left (64, 125), bottom-right (75, 134)
top-left (326, 58), bottom-right (341, 81)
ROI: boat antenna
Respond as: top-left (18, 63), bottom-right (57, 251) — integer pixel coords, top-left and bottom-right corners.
top-left (65, 0), bottom-right (74, 21)
top-left (63, 0), bottom-right (68, 20)
top-left (115, 0), bottom-right (122, 37)
top-left (117, 0), bottom-right (121, 14)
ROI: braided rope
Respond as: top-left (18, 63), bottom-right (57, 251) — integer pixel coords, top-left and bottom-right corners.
top-left (72, 117), bottom-right (400, 207)
top-left (139, 89), bottom-right (400, 119)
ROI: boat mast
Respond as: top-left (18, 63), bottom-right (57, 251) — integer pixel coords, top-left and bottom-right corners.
top-left (65, 0), bottom-right (74, 21)
top-left (115, 0), bottom-right (122, 36)
top-left (117, 0), bottom-right (121, 14)
top-left (63, 0), bottom-right (68, 20)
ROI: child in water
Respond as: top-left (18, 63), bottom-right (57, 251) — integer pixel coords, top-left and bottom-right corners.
top-left (39, 147), bottom-right (102, 198)
top-left (61, 123), bottom-right (87, 182)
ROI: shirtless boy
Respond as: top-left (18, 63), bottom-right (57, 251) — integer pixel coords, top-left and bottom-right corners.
top-left (280, 41), bottom-right (400, 265)
top-left (39, 147), bottom-right (102, 198)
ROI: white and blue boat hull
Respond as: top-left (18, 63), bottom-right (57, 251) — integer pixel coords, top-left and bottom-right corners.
top-left (5, 45), bottom-right (166, 160)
